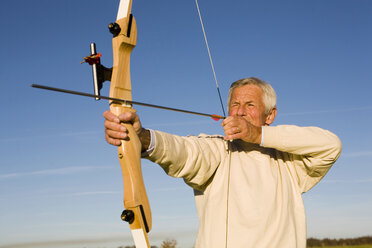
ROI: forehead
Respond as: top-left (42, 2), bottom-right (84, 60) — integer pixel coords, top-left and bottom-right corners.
top-left (231, 84), bottom-right (263, 101)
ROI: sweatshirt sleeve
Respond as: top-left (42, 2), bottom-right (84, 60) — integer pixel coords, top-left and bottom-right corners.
top-left (143, 130), bottom-right (227, 191)
top-left (262, 125), bottom-right (342, 193)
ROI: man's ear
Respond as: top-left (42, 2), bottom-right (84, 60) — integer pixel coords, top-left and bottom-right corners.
top-left (265, 108), bottom-right (277, 126)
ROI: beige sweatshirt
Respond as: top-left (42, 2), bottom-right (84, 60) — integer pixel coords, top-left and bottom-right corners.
top-left (145, 125), bottom-right (342, 248)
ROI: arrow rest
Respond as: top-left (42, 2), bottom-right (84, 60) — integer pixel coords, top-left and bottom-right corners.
top-left (81, 43), bottom-right (112, 100)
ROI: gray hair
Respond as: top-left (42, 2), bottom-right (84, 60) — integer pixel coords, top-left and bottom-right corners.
top-left (227, 77), bottom-right (277, 115)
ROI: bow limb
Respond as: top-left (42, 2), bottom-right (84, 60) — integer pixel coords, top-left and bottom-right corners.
top-left (109, 1), bottom-right (152, 247)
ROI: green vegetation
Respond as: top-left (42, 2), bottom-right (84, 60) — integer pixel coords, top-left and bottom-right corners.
top-left (307, 236), bottom-right (372, 247)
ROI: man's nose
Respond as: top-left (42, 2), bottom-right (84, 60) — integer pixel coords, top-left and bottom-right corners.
top-left (236, 105), bottom-right (246, 116)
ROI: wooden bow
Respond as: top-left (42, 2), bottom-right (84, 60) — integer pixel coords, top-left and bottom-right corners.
top-left (102, 0), bottom-right (152, 246)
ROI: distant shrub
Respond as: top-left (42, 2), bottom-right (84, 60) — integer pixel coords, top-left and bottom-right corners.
top-left (161, 239), bottom-right (177, 248)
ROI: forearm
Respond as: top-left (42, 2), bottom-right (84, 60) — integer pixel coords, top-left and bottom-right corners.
top-left (262, 125), bottom-right (342, 192)
top-left (144, 130), bottom-right (225, 190)
top-left (262, 125), bottom-right (341, 187)
top-left (262, 125), bottom-right (341, 160)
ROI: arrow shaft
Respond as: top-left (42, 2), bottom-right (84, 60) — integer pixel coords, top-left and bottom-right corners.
top-left (31, 84), bottom-right (225, 120)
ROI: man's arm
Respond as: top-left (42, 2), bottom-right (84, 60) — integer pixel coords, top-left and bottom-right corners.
top-left (103, 110), bottom-right (226, 190)
top-left (144, 130), bottom-right (226, 190)
top-left (262, 125), bottom-right (342, 192)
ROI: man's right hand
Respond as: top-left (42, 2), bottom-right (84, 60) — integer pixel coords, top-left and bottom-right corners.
top-left (103, 110), bottom-right (150, 150)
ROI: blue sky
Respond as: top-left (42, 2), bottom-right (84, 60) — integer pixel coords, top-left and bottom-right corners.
top-left (0, 0), bottom-right (371, 247)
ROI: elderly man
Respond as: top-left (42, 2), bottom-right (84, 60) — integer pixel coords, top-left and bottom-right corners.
top-left (104, 77), bottom-right (341, 248)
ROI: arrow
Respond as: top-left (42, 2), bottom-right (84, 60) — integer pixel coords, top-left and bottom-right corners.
top-left (31, 84), bottom-right (225, 121)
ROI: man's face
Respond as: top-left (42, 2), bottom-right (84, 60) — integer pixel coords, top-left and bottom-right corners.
top-left (228, 84), bottom-right (269, 127)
